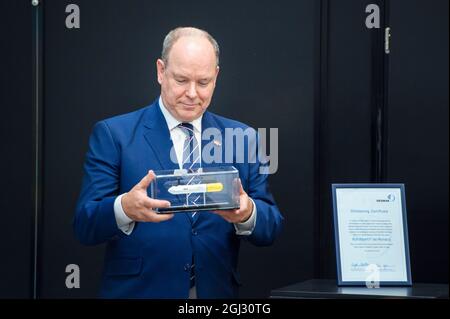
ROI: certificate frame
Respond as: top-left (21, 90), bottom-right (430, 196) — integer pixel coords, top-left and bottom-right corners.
top-left (332, 184), bottom-right (412, 286)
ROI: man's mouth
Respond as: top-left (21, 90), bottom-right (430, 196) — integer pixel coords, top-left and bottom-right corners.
top-left (180, 102), bottom-right (199, 108)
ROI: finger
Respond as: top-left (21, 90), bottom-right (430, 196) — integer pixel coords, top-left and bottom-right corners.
top-left (136, 170), bottom-right (156, 190)
top-left (238, 178), bottom-right (245, 195)
top-left (151, 212), bottom-right (174, 222)
top-left (147, 198), bottom-right (171, 209)
top-left (240, 193), bottom-right (248, 210)
top-left (221, 207), bottom-right (243, 214)
top-left (212, 210), bottom-right (232, 223)
top-left (142, 211), bottom-right (174, 223)
top-left (214, 209), bottom-right (240, 221)
top-left (140, 197), bottom-right (171, 210)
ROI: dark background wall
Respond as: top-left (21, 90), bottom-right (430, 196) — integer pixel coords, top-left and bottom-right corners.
top-left (316, 0), bottom-right (376, 279)
top-left (386, 0), bottom-right (449, 283)
top-left (40, 0), bottom-right (316, 298)
top-left (0, 0), bottom-right (447, 298)
top-left (0, 1), bottom-right (33, 298)
top-left (316, 0), bottom-right (448, 284)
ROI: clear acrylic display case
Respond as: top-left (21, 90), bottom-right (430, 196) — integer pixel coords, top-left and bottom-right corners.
top-left (150, 166), bottom-right (240, 213)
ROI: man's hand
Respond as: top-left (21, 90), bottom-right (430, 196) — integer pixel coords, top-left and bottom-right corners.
top-left (212, 180), bottom-right (254, 224)
top-left (121, 170), bottom-right (174, 223)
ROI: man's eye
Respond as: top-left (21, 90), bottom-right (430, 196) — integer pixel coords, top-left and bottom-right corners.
top-left (176, 79), bottom-right (186, 84)
top-left (199, 81), bottom-right (209, 86)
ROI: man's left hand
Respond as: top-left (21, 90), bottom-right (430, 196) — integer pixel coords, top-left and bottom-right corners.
top-left (212, 180), bottom-right (253, 224)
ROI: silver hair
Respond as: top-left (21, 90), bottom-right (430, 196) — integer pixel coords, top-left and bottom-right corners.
top-left (161, 27), bottom-right (220, 66)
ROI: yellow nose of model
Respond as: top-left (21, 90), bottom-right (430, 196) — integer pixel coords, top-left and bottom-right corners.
top-left (206, 183), bottom-right (223, 192)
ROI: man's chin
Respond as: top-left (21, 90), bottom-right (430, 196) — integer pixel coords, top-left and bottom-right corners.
top-left (177, 110), bottom-right (203, 122)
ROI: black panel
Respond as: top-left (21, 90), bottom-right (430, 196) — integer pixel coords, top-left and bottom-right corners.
top-left (387, 0), bottom-right (448, 283)
top-left (0, 1), bottom-right (33, 298)
top-left (317, 0), bottom-right (448, 284)
top-left (41, 0), bottom-right (316, 297)
top-left (2, 0), bottom-right (444, 299)
top-left (317, 0), bottom-right (376, 279)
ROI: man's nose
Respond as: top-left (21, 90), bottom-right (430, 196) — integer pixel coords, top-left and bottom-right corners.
top-left (186, 82), bottom-right (198, 99)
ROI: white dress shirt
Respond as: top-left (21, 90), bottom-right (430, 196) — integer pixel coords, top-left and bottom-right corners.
top-left (114, 97), bottom-right (257, 235)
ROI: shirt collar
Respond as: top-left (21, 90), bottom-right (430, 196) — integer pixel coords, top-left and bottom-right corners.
top-left (159, 96), bottom-right (202, 133)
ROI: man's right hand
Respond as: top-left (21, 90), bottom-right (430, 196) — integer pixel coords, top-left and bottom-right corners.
top-left (121, 170), bottom-right (174, 222)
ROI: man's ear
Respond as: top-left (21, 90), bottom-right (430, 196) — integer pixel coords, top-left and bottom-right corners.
top-left (213, 66), bottom-right (220, 86)
top-left (156, 59), bottom-right (165, 85)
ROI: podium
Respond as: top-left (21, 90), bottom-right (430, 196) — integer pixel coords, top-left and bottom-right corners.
top-left (270, 279), bottom-right (449, 299)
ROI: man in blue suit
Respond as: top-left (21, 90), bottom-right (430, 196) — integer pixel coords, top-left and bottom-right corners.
top-left (74, 27), bottom-right (283, 298)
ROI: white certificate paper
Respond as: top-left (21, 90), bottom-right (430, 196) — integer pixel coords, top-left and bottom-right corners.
top-left (334, 186), bottom-right (411, 285)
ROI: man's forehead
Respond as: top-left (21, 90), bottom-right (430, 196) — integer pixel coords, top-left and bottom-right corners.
top-left (172, 35), bottom-right (213, 51)
top-left (169, 66), bottom-right (216, 79)
top-left (168, 36), bottom-right (216, 64)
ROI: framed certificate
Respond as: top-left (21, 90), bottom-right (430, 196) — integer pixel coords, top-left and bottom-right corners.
top-left (332, 184), bottom-right (412, 286)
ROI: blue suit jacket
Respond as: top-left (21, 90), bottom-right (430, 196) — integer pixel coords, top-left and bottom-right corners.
top-left (74, 99), bottom-right (283, 298)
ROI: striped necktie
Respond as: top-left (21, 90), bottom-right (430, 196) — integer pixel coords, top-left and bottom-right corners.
top-left (178, 122), bottom-right (201, 289)
top-left (179, 122), bottom-right (200, 171)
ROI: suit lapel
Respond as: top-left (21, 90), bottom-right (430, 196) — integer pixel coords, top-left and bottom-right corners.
top-left (144, 107), bottom-right (224, 170)
top-left (200, 111), bottom-right (226, 169)
top-left (143, 101), bottom-right (192, 224)
top-left (143, 101), bottom-right (179, 171)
